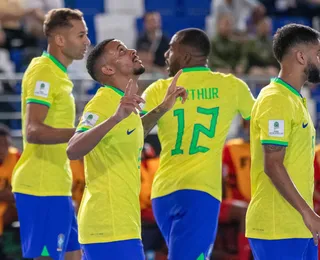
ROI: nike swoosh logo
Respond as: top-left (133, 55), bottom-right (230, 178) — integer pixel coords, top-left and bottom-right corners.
top-left (302, 123), bottom-right (308, 128)
top-left (127, 129), bottom-right (136, 135)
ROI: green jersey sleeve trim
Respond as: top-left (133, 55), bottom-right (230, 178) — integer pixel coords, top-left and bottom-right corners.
top-left (42, 51), bottom-right (67, 73)
top-left (244, 116), bottom-right (251, 120)
top-left (26, 98), bottom-right (51, 108)
top-left (182, 67), bottom-right (210, 73)
top-left (76, 126), bottom-right (90, 133)
top-left (261, 140), bottom-right (288, 147)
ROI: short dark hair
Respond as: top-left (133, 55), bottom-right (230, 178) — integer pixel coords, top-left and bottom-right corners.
top-left (43, 8), bottom-right (84, 37)
top-left (0, 124), bottom-right (10, 137)
top-left (86, 39), bottom-right (115, 82)
top-left (177, 28), bottom-right (211, 57)
top-left (273, 24), bottom-right (320, 62)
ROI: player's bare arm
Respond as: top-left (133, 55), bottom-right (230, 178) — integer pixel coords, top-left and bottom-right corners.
top-left (26, 103), bottom-right (75, 144)
top-left (141, 70), bottom-right (187, 137)
top-left (264, 144), bottom-right (320, 245)
top-left (67, 80), bottom-right (144, 160)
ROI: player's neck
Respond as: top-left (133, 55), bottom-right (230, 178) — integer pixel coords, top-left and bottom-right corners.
top-left (104, 76), bottom-right (138, 92)
top-left (278, 68), bottom-right (304, 93)
top-left (46, 45), bottom-right (73, 69)
top-left (183, 62), bottom-right (207, 69)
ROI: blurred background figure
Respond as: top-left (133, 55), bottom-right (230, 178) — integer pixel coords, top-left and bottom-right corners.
top-left (136, 12), bottom-right (169, 76)
top-left (0, 124), bottom-right (20, 260)
top-left (212, 0), bottom-right (266, 37)
top-left (209, 14), bottom-right (246, 75)
top-left (214, 119), bottom-right (251, 260)
top-left (140, 143), bottom-right (167, 260)
top-left (244, 16), bottom-right (279, 77)
top-left (70, 159), bottom-right (85, 214)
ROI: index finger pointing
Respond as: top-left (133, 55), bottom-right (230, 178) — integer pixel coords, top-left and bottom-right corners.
top-left (169, 69), bottom-right (183, 89)
top-left (125, 79), bottom-right (133, 96)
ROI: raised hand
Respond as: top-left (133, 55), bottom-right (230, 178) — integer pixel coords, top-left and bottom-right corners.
top-left (160, 70), bottom-right (188, 112)
top-left (113, 79), bottom-right (145, 122)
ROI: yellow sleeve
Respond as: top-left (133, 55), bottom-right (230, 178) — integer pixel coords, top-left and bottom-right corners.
top-left (25, 65), bottom-right (58, 108)
top-left (140, 80), bottom-right (162, 115)
top-left (234, 77), bottom-right (255, 120)
top-left (256, 95), bottom-right (293, 147)
top-left (76, 96), bottom-right (111, 133)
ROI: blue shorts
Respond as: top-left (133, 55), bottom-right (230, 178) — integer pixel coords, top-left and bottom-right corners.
top-left (14, 193), bottom-right (80, 260)
top-left (249, 238), bottom-right (318, 260)
top-left (81, 239), bottom-right (144, 260)
top-left (152, 189), bottom-right (220, 260)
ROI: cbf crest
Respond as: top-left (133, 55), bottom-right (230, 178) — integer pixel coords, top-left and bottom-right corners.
top-left (57, 233), bottom-right (65, 252)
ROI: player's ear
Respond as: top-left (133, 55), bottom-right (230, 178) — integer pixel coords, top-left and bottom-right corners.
top-left (101, 65), bottom-right (115, 76)
top-left (184, 52), bottom-right (192, 65)
top-left (54, 34), bottom-right (65, 47)
top-left (296, 50), bottom-right (306, 66)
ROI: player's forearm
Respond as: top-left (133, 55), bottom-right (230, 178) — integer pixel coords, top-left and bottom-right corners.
top-left (141, 104), bottom-right (167, 138)
top-left (26, 123), bottom-right (75, 144)
top-left (264, 160), bottom-right (312, 215)
top-left (67, 116), bottom-right (120, 160)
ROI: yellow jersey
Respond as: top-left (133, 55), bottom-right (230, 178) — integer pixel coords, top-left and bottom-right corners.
top-left (246, 78), bottom-right (315, 239)
top-left (142, 67), bottom-right (255, 200)
top-left (76, 86), bottom-right (144, 244)
top-left (12, 52), bottom-right (75, 196)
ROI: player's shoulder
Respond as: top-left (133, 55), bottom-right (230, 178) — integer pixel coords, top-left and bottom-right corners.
top-left (146, 77), bottom-right (172, 91)
top-left (210, 72), bottom-right (243, 83)
top-left (24, 57), bottom-right (58, 80)
top-left (209, 72), bottom-right (248, 92)
top-left (84, 87), bottom-right (117, 114)
top-left (257, 84), bottom-right (290, 106)
top-left (225, 138), bottom-right (245, 147)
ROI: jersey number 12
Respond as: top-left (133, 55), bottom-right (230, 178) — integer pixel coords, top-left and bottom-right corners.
top-left (171, 107), bottom-right (219, 155)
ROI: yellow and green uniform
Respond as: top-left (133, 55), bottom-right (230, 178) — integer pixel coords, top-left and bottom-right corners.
top-left (246, 78), bottom-right (315, 239)
top-left (76, 86), bottom-right (144, 244)
top-left (141, 67), bottom-right (255, 201)
top-left (12, 51), bottom-right (75, 196)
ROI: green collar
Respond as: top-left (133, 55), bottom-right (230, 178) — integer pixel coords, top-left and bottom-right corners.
top-left (271, 78), bottom-right (302, 98)
top-left (42, 51), bottom-right (67, 73)
top-left (182, 67), bottom-right (210, 73)
top-left (104, 85), bottom-right (124, 97)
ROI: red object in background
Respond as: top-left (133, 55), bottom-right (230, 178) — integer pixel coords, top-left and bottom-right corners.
top-left (141, 208), bottom-right (155, 223)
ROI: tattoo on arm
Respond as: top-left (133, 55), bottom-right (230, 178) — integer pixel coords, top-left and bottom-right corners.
top-left (264, 144), bottom-right (285, 153)
top-left (141, 106), bottom-right (166, 138)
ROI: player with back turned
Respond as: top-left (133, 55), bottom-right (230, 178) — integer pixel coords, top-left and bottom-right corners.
top-left (141, 28), bottom-right (255, 260)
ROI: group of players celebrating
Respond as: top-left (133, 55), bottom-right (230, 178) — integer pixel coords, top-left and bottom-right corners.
top-left (9, 7), bottom-right (320, 260)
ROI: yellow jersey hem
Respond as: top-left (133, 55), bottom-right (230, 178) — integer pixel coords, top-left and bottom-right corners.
top-left (151, 186), bottom-right (221, 201)
top-left (12, 189), bottom-right (72, 197)
top-left (79, 234), bottom-right (141, 244)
